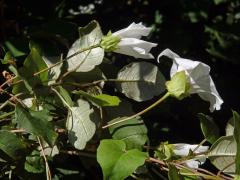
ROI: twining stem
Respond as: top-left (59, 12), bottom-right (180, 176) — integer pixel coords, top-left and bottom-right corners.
top-left (0, 44), bottom-right (100, 89)
top-left (66, 79), bottom-right (140, 88)
top-left (37, 136), bottom-right (51, 180)
top-left (148, 157), bottom-right (223, 180)
top-left (102, 92), bottom-right (170, 129)
top-left (192, 138), bottom-right (207, 153)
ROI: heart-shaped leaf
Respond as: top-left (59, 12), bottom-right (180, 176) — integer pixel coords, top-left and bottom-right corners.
top-left (208, 136), bottom-right (236, 175)
top-left (109, 116), bottom-right (148, 150)
top-left (67, 21), bottom-right (104, 72)
top-left (66, 99), bottom-right (98, 150)
top-left (116, 62), bottom-right (165, 101)
top-left (97, 139), bottom-right (148, 180)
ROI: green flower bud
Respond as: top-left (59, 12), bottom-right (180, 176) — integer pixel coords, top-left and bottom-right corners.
top-left (100, 31), bottom-right (121, 52)
top-left (166, 71), bottom-right (190, 100)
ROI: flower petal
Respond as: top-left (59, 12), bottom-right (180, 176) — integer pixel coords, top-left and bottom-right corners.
top-left (173, 144), bottom-right (208, 156)
top-left (114, 38), bottom-right (157, 59)
top-left (113, 22), bottom-right (152, 39)
top-left (157, 48), bottom-right (223, 111)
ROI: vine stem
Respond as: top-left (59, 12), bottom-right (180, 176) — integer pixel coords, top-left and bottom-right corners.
top-left (0, 44), bottom-right (100, 89)
top-left (37, 136), bottom-right (52, 180)
top-left (148, 157), bottom-right (224, 180)
top-left (102, 92), bottom-right (170, 129)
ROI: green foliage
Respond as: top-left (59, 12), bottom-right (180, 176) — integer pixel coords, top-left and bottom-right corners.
top-left (199, 113), bottom-right (220, 144)
top-left (25, 150), bottom-right (45, 173)
top-left (15, 104), bottom-right (57, 146)
top-left (117, 62), bottom-right (166, 101)
top-left (208, 136), bottom-right (236, 175)
top-left (66, 21), bottom-right (104, 72)
top-left (66, 99), bottom-right (98, 150)
top-left (97, 139), bottom-right (148, 180)
top-left (73, 90), bottom-right (121, 107)
top-left (0, 1), bottom-right (239, 177)
top-left (168, 164), bottom-right (182, 180)
top-left (0, 130), bottom-right (27, 160)
top-left (108, 117), bottom-right (148, 150)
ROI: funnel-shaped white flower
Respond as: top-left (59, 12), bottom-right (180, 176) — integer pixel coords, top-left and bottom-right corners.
top-left (173, 143), bottom-right (209, 169)
top-left (112, 22), bottom-right (157, 59)
top-left (158, 49), bottom-right (223, 112)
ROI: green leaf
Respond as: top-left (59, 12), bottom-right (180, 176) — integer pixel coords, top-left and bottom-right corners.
top-left (94, 94), bottom-right (121, 106)
top-left (73, 90), bottom-right (120, 107)
top-left (1, 51), bottom-right (15, 65)
top-left (67, 20), bottom-right (104, 72)
top-left (0, 130), bottom-right (27, 160)
top-left (56, 86), bottom-right (73, 107)
top-left (29, 40), bottom-right (63, 85)
top-left (25, 150), bottom-right (45, 173)
top-left (208, 136), bottom-right (236, 176)
top-left (166, 71), bottom-right (189, 100)
top-left (117, 62), bottom-right (166, 102)
top-left (108, 117), bottom-right (148, 150)
top-left (66, 99), bottom-right (98, 150)
top-left (198, 113), bottom-right (220, 144)
top-left (168, 164), bottom-right (182, 180)
top-left (97, 139), bottom-right (148, 180)
top-left (233, 111), bottom-right (240, 177)
top-left (4, 37), bottom-right (28, 57)
top-left (15, 104), bottom-right (57, 146)
top-left (16, 48), bottom-right (49, 93)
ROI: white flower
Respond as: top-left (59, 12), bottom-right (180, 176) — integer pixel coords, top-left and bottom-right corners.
top-left (173, 143), bottom-right (209, 169)
top-left (111, 22), bottom-right (157, 59)
top-left (158, 49), bottom-right (223, 112)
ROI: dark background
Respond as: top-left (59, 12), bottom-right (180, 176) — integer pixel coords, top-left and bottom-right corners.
top-left (0, 0), bottom-right (240, 179)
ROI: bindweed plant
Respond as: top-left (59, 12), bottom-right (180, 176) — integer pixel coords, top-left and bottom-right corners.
top-left (0, 20), bottom-right (239, 180)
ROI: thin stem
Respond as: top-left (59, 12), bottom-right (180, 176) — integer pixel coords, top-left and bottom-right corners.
top-left (66, 79), bottom-right (141, 88)
top-left (37, 136), bottom-right (52, 180)
top-left (102, 92), bottom-right (170, 129)
top-left (0, 111), bottom-right (14, 120)
top-left (192, 138), bottom-right (207, 153)
top-left (51, 87), bottom-right (72, 110)
top-left (148, 157), bottom-right (223, 180)
top-left (10, 129), bottom-right (26, 133)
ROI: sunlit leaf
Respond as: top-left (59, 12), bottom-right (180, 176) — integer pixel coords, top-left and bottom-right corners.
top-left (66, 99), bottom-right (98, 150)
top-left (67, 20), bottom-right (104, 72)
top-left (117, 62), bottom-right (166, 101)
top-left (73, 90), bottom-right (120, 107)
top-left (97, 139), bottom-right (148, 180)
top-left (199, 113), bottom-right (220, 144)
top-left (208, 136), bottom-right (236, 175)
